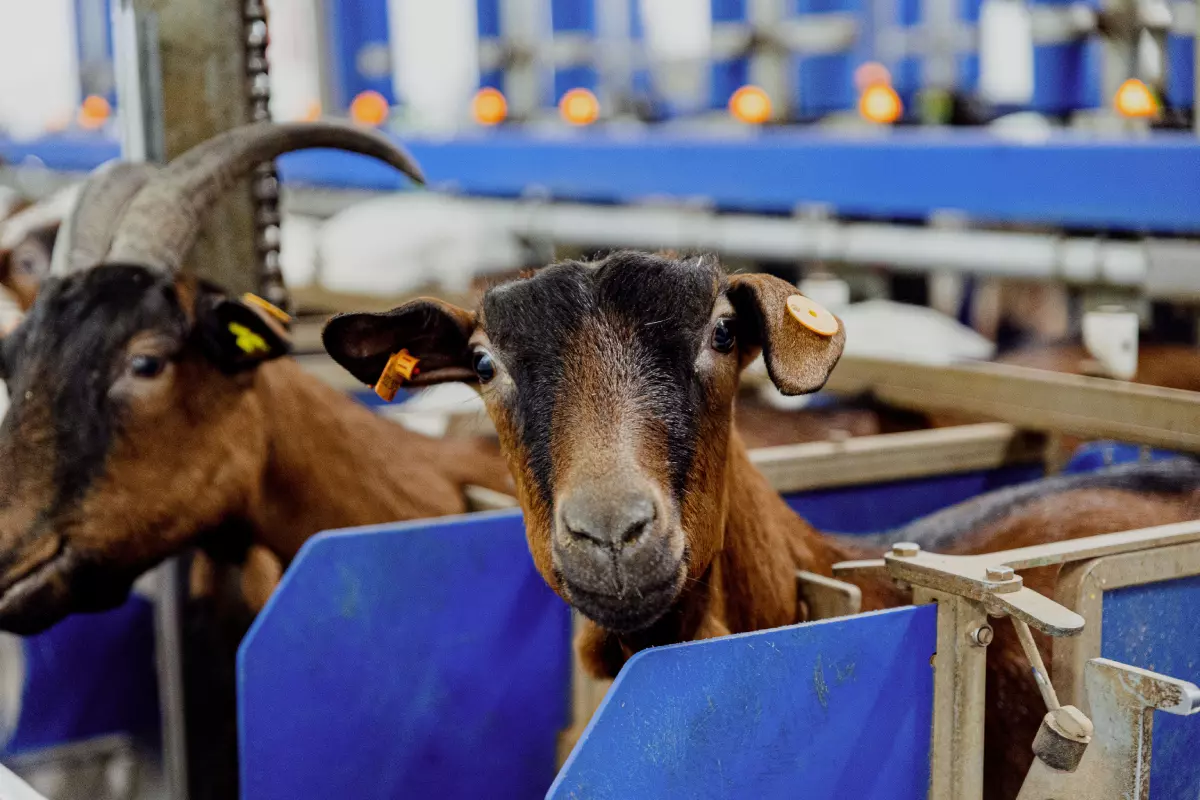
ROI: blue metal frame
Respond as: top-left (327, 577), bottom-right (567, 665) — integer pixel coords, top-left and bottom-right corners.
top-left (4, 129), bottom-right (1200, 233)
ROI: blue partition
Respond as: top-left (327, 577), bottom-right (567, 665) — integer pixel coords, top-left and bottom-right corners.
top-left (550, 605), bottom-right (936, 799)
top-left (786, 464), bottom-right (1044, 534)
top-left (4, 597), bottom-right (159, 755)
top-left (1103, 575), bottom-right (1200, 800)
top-left (237, 510), bottom-right (572, 800)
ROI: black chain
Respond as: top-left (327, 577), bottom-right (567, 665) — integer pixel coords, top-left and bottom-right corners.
top-left (243, 0), bottom-right (290, 312)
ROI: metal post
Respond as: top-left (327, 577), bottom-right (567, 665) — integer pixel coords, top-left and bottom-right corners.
top-left (917, 588), bottom-right (989, 800)
top-left (110, 9), bottom-right (189, 798)
top-left (128, 0), bottom-right (261, 296)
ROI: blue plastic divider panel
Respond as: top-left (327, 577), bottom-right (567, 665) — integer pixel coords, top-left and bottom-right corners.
top-left (1102, 575), bottom-right (1200, 800)
top-left (786, 464), bottom-right (1044, 534)
top-left (550, 605), bottom-right (936, 799)
top-left (5, 596), bottom-right (159, 754)
top-left (5, 131), bottom-right (1200, 232)
top-left (237, 510), bottom-right (572, 800)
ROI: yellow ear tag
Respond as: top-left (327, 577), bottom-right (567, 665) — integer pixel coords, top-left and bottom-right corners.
top-left (373, 349), bottom-right (421, 402)
top-left (241, 293), bottom-right (292, 325)
top-left (786, 294), bottom-right (839, 337)
top-left (228, 322), bottom-right (270, 355)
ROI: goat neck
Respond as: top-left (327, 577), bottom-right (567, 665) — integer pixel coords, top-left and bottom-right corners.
top-left (245, 359), bottom-right (509, 562)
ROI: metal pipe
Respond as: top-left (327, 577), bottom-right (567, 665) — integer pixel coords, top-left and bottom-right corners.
top-left (283, 188), bottom-right (1177, 285)
top-left (1012, 617), bottom-right (1062, 711)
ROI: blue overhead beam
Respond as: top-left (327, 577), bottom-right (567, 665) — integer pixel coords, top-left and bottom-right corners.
top-left (4, 130), bottom-right (1200, 232)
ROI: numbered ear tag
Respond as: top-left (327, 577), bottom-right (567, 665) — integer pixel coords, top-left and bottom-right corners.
top-left (786, 294), bottom-right (839, 337)
top-left (374, 349), bottom-right (421, 402)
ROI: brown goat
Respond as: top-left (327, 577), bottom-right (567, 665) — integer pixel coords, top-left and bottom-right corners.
top-left (0, 188), bottom-right (66, 310)
top-left (325, 252), bottom-right (1200, 800)
top-left (0, 122), bottom-right (512, 637)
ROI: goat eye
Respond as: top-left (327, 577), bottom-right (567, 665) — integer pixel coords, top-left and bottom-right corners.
top-left (711, 319), bottom-right (736, 353)
top-left (472, 350), bottom-right (496, 383)
top-left (128, 355), bottom-right (167, 379)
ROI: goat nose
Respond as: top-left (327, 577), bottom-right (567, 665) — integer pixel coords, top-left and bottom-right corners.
top-left (560, 490), bottom-right (657, 550)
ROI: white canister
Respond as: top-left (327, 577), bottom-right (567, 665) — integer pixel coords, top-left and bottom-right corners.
top-left (1082, 305), bottom-right (1140, 380)
top-left (388, 0), bottom-right (480, 132)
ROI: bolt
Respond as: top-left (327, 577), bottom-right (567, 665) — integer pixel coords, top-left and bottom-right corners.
top-left (970, 624), bottom-right (994, 647)
top-left (986, 565), bottom-right (1015, 582)
top-left (892, 542), bottom-right (920, 558)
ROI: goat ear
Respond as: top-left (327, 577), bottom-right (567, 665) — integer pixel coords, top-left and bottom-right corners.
top-left (323, 299), bottom-right (477, 388)
top-left (194, 291), bottom-right (292, 373)
top-left (728, 273), bottom-right (845, 395)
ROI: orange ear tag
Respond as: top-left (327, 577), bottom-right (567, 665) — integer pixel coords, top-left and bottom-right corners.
top-left (786, 295), bottom-right (839, 337)
top-left (373, 349), bottom-right (421, 402)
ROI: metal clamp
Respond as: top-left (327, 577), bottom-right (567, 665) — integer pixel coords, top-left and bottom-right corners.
top-left (1017, 659), bottom-right (1200, 799)
top-left (834, 542), bottom-right (1085, 636)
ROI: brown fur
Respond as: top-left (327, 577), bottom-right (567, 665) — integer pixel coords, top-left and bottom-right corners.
top-left (76, 355), bottom-right (512, 575)
top-left (0, 293), bottom-right (512, 627)
top-left (323, 256), bottom-right (1198, 800)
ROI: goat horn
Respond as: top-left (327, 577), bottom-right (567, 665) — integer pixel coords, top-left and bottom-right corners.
top-left (49, 163), bottom-right (156, 275)
top-left (105, 121), bottom-right (425, 272)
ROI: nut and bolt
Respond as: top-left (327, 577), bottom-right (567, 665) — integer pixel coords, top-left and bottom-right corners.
top-left (970, 624), bottom-right (994, 647)
top-left (986, 565), bottom-right (1015, 582)
top-left (891, 542), bottom-right (920, 558)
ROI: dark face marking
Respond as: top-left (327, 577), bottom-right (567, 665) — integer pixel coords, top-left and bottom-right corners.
top-left (3, 267), bottom-right (188, 510)
top-left (481, 253), bottom-right (721, 506)
top-left (476, 252), bottom-right (734, 632)
top-left (0, 265), bottom-right (280, 633)
top-left (322, 250), bottom-right (844, 636)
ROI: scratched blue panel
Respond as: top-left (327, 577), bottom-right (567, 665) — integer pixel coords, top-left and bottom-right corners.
top-left (1166, 35), bottom-right (1195, 109)
top-left (785, 465), bottom-right (1045, 534)
top-left (6, 597), bottom-right (159, 754)
top-left (1102, 576), bottom-right (1200, 800)
top-left (239, 511), bottom-right (571, 800)
top-left (550, 605), bottom-right (935, 799)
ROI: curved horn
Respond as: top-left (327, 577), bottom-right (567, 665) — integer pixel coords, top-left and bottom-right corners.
top-left (106, 121), bottom-right (425, 271)
top-left (49, 162), bottom-right (157, 275)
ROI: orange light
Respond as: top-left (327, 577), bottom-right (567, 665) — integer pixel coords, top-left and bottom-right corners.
top-left (729, 85), bottom-right (772, 124)
top-left (77, 94), bottom-right (111, 130)
top-left (559, 88), bottom-right (600, 126)
top-left (472, 87), bottom-right (508, 126)
top-left (350, 91), bottom-right (390, 127)
top-left (854, 62), bottom-right (892, 91)
top-left (859, 84), bottom-right (903, 124)
top-left (1114, 79), bottom-right (1159, 119)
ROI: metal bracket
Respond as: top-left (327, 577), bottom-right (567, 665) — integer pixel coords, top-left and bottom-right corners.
top-left (796, 570), bottom-right (863, 621)
top-left (1017, 658), bottom-right (1200, 800)
top-left (833, 521), bottom-right (1200, 800)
